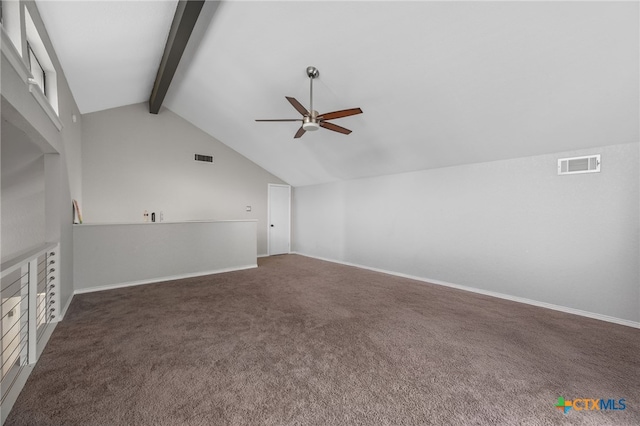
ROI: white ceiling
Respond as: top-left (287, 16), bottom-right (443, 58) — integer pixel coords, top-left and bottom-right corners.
top-left (38, 1), bottom-right (639, 187)
top-left (36, 0), bottom-right (178, 114)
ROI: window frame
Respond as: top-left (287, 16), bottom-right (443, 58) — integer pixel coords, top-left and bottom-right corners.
top-left (27, 41), bottom-right (46, 97)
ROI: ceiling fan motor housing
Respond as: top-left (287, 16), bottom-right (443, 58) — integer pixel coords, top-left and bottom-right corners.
top-left (303, 111), bottom-right (320, 131)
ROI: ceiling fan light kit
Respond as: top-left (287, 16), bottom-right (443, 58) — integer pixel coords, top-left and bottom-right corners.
top-left (303, 115), bottom-right (320, 132)
top-left (303, 106), bottom-right (321, 132)
top-left (256, 66), bottom-right (363, 139)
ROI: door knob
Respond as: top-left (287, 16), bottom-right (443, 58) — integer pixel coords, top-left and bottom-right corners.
top-left (270, 224), bottom-right (274, 227)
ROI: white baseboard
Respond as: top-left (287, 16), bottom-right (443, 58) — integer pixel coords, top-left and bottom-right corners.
top-left (74, 264), bottom-right (258, 295)
top-left (292, 252), bottom-right (640, 329)
top-left (59, 293), bottom-right (74, 320)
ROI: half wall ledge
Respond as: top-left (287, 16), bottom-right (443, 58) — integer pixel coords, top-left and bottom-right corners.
top-left (73, 220), bottom-right (257, 293)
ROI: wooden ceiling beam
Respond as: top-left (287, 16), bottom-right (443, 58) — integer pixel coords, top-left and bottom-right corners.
top-left (149, 0), bottom-right (205, 114)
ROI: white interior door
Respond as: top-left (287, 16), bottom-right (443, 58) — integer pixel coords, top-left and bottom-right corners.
top-left (268, 184), bottom-right (291, 255)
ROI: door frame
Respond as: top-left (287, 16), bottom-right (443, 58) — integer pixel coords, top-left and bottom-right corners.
top-left (267, 184), bottom-right (291, 256)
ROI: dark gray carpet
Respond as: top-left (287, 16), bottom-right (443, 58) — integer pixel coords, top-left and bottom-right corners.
top-left (6, 254), bottom-right (640, 425)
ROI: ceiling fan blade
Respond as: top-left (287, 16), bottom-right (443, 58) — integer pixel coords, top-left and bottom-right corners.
top-left (255, 119), bottom-right (302, 122)
top-left (318, 107), bottom-right (363, 121)
top-left (320, 121), bottom-right (352, 135)
top-left (294, 127), bottom-right (306, 138)
top-left (286, 96), bottom-right (309, 116)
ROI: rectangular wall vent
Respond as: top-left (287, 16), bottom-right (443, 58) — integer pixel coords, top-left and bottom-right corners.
top-left (195, 154), bottom-right (214, 163)
top-left (557, 154), bottom-right (600, 175)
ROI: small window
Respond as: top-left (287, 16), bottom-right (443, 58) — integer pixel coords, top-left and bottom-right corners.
top-left (27, 43), bottom-right (46, 96)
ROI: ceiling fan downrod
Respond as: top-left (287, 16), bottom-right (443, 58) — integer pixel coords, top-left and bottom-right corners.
top-left (304, 66), bottom-right (320, 131)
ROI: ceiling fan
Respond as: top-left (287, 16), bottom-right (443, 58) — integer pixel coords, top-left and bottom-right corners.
top-left (256, 66), bottom-right (363, 139)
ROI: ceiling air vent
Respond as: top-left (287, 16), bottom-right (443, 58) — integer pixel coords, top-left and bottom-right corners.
top-left (557, 154), bottom-right (600, 175)
top-left (195, 154), bottom-right (214, 164)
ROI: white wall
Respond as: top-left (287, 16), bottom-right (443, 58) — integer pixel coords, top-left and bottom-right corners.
top-left (1, 120), bottom-right (45, 259)
top-left (74, 221), bottom-right (257, 292)
top-left (1, 0), bottom-right (84, 316)
top-left (1, 1), bottom-right (83, 419)
top-left (81, 103), bottom-right (287, 256)
top-left (293, 143), bottom-right (639, 323)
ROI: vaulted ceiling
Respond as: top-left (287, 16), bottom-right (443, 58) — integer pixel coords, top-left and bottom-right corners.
top-left (37, 1), bottom-right (639, 187)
